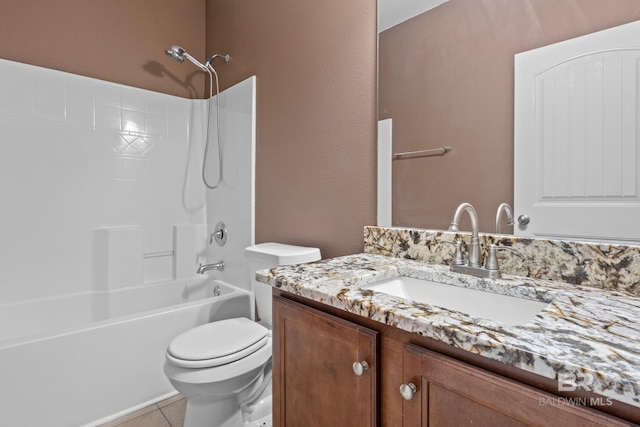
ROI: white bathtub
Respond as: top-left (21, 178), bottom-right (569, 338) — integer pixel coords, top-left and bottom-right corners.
top-left (0, 278), bottom-right (252, 427)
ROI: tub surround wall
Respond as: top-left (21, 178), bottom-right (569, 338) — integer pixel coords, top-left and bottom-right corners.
top-left (204, 76), bottom-right (256, 293)
top-left (0, 58), bottom-right (202, 302)
top-left (0, 58), bottom-right (255, 303)
top-left (174, 224), bottom-right (207, 280)
top-left (365, 226), bottom-right (640, 296)
top-left (94, 227), bottom-right (145, 291)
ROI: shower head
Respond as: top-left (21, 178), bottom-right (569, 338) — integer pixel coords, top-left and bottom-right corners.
top-left (164, 45), bottom-right (208, 71)
top-left (165, 45), bottom-right (186, 63)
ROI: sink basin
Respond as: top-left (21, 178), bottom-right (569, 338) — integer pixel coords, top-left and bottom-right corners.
top-left (362, 276), bottom-right (550, 325)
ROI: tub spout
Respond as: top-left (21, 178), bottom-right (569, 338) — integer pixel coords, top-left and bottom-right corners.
top-left (197, 260), bottom-right (225, 274)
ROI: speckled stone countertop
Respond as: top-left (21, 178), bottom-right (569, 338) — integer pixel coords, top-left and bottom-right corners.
top-left (256, 253), bottom-right (640, 409)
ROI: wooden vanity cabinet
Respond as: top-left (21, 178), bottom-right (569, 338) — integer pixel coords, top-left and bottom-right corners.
top-left (401, 343), bottom-right (629, 427)
top-left (272, 295), bottom-right (378, 427)
top-left (273, 292), bottom-right (637, 427)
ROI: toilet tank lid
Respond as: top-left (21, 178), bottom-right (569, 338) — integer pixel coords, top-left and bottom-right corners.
top-left (245, 242), bottom-right (321, 266)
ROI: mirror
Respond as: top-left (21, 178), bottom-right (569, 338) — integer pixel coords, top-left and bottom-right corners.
top-left (378, 0), bottom-right (640, 234)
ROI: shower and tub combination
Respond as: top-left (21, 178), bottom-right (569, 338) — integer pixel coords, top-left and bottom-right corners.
top-left (0, 45), bottom-right (257, 426)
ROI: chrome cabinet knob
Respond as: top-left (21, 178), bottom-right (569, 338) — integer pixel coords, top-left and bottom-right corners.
top-left (399, 382), bottom-right (417, 400)
top-left (352, 360), bottom-right (369, 376)
top-left (517, 214), bottom-right (530, 225)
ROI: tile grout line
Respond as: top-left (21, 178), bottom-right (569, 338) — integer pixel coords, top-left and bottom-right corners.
top-left (97, 395), bottom-right (185, 426)
top-left (157, 404), bottom-right (174, 427)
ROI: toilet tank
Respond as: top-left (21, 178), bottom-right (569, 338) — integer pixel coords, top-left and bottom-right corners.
top-left (245, 243), bottom-right (321, 327)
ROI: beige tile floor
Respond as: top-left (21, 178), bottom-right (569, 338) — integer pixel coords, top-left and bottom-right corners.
top-left (98, 394), bottom-right (186, 427)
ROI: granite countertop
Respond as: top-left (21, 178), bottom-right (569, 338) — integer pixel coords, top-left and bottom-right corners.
top-left (256, 253), bottom-right (640, 408)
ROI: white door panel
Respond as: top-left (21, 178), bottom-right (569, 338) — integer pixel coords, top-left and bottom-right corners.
top-left (514, 20), bottom-right (640, 243)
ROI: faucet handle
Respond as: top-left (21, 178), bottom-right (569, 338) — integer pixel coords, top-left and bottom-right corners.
top-left (485, 244), bottom-right (522, 271)
top-left (442, 240), bottom-right (465, 266)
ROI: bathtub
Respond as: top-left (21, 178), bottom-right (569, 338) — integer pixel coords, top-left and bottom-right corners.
top-left (0, 278), bottom-right (252, 427)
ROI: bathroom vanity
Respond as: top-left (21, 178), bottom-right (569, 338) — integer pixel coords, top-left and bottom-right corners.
top-left (259, 227), bottom-right (640, 426)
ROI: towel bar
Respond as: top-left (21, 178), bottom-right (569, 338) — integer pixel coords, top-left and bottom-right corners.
top-left (393, 146), bottom-right (452, 160)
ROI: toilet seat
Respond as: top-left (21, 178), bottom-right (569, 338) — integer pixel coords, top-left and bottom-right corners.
top-left (167, 317), bottom-right (269, 369)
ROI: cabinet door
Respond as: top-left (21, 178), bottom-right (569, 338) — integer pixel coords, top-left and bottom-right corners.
top-left (273, 295), bottom-right (378, 427)
top-left (401, 343), bottom-right (627, 427)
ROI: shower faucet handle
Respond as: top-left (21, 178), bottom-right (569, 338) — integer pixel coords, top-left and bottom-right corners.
top-left (209, 222), bottom-right (227, 246)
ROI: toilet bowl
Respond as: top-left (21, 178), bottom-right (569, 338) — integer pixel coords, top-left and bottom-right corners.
top-left (163, 242), bottom-right (321, 427)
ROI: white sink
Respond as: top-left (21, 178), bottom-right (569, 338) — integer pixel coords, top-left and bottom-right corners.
top-left (362, 276), bottom-right (550, 325)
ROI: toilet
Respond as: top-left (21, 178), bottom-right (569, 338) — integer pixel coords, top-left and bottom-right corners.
top-left (163, 242), bottom-right (321, 427)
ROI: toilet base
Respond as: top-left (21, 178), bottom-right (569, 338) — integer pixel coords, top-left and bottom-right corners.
top-left (182, 394), bottom-right (273, 427)
top-left (244, 413), bottom-right (271, 427)
top-left (243, 394), bottom-right (272, 427)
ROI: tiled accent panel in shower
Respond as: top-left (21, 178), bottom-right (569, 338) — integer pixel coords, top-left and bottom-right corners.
top-left (364, 226), bottom-right (640, 296)
top-left (0, 58), bottom-right (207, 302)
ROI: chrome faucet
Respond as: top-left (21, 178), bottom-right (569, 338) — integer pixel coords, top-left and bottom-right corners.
top-left (446, 202), bottom-right (521, 279)
top-left (197, 260), bottom-right (225, 274)
top-left (448, 202), bottom-right (481, 267)
top-left (495, 203), bottom-right (514, 234)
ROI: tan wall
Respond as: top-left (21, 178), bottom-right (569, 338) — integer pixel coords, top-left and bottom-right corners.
top-left (206, 0), bottom-right (378, 258)
top-left (380, 0), bottom-right (640, 233)
top-left (0, 0), bottom-right (207, 99)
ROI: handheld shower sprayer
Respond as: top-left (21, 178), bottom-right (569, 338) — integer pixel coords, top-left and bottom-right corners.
top-left (164, 45), bottom-right (231, 190)
top-left (164, 45), bottom-right (185, 63)
top-left (164, 45), bottom-right (210, 71)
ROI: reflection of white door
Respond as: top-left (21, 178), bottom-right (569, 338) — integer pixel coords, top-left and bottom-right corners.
top-left (514, 20), bottom-right (640, 243)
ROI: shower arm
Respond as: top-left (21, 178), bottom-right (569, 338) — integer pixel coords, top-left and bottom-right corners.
top-left (205, 54), bottom-right (230, 67)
